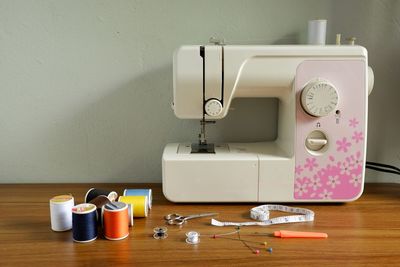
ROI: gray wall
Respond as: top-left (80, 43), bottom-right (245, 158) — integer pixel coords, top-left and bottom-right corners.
top-left (0, 0), bottom-right (398, 183)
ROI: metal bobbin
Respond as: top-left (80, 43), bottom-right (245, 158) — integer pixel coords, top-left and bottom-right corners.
top-left (153, 227), bottom-right (168, 239)
top-left (186, 231), bottom-right (200, 245)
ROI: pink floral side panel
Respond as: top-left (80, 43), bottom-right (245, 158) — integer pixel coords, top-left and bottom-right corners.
top-left (294, 60), bottom-right (366, 200)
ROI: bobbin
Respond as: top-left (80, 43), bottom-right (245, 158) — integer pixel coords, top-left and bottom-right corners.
top-left (153, 227), bottom-right (168, 239)
top-left (186, 231), bottom-right (200, 245)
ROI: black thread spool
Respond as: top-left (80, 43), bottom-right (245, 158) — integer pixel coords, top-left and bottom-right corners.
top-left (72, 203), bottom-right (98, 243)
top-left (85, 188), bottom-right (118, 203)
top-left (153, 227), bottom-right (168, 239)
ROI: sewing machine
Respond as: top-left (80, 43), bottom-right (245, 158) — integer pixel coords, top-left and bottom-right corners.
top-left (162, 44), bottom-right (374, 202)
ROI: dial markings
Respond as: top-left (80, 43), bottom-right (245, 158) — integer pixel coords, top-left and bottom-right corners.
top-left (301, 80), bottom-right (339, 117)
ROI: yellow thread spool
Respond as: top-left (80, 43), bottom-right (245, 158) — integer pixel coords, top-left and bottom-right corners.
top-left (118, 196), bottom-right (148, 217)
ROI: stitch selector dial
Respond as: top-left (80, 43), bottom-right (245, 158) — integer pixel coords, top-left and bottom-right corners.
top-left (301, 80), bottom-right (339, 117)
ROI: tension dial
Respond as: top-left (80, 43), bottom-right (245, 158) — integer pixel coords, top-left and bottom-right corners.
top-left (301, 80), bottom-right (339, 117)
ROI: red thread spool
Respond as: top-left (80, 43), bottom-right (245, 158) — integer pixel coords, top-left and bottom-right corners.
top-left (102, 202), bottom-right (129, 241)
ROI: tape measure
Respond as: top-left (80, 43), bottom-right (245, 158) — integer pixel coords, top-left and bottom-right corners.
top-left (211, 204), bottom-right (315, 226)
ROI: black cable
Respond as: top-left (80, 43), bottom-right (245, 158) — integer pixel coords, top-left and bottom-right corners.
top-left (365, 165), bottom-right (400, 175)
top-left (366, 161), bottom-right (400, 172)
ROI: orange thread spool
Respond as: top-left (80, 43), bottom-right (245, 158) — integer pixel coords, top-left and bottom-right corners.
top-left (102, 202), bottom-right (129, 241)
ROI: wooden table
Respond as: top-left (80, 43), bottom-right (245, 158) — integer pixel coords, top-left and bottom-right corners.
top-left (0, 183), bottom-right (399, 266)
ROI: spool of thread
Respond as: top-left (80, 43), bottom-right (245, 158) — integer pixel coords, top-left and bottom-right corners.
top-left (90, 196), bottom-right (133, 227)
top-left (307, 19), bottom-right (327, 45)
top-left (102, 202), bottom-right (129, 241)
top-left (123, 189), bottom-right (152, 209)
top-left (118, 196), bottom-right (148, 217)
top-left (127, 204), bottom-right (134, 227)
top-left (89, 195), bottom-right (111, 224)
top-left (49, 195), bottom-right (74, 231)
top-left (186, 231), bottom-right (200, 244)
top-left (72, 203), bottom-right (97, 243)
top-left (153, 227), bottom-right (168, 239)
top-left (84, 188), bottom-right (118, 203)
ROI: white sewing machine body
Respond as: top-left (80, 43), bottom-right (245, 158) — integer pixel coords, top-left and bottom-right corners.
top-left (163, 45), bottom-right (372, 202)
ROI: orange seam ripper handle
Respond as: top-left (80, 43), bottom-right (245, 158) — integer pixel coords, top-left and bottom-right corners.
top-left (274, 230), bottom-right (328, 238)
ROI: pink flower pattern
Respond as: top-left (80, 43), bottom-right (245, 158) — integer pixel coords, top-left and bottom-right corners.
top-left (327, 175), bottom-right (341, 188)
top-left (319, 189), bottom-right (333, 199)
top-left (339, 161), bottom-right (352, 176)
top-left (294, 115), bottom-right (364, 199)
top-left (347, 151), bottom-right (362, 168)
top-left (309, 175), bottom-right (322, 190)
top-left (352, 131), bottom-right (363, 143)
top-left (304, 158), bottom-right (318, 171)
top-left (336, 137), bottom-right (351, 152)
top-left (349, 118), bottom-right (359, 128)
top-left (349, 174), bottom-right (361, 187)
top-left (295, 165), bottom-right (304, 175)
top-left (295, 177), bottom-right (309, 196)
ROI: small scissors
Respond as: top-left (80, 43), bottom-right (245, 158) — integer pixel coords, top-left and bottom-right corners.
top-left (164, 212), bottom-right (218, 225)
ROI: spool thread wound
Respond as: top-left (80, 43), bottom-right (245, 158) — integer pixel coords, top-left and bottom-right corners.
top-left (186, 231), bottom-right (200, 244)
top-left (50, 194), bottom-right (74, 232)
top-left (153, 227), bottom-right (168, 239)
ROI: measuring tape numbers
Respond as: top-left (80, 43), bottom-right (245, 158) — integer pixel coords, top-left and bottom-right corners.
top-left (211, 204), bottom-right (315, 226)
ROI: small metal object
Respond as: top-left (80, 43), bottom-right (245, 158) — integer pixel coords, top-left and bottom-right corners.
top-left (153, 227), bottom-right (168, 239)
top-left (336, 34), bottom-right (341, 45)
top-left (347, 37), bottom-right (356, 45)
top-left (186, 231), bottom-right (200, 244)
top-left (191, 119), bottom-right (216, 153)
top-left (164, 212), bottom-right (218, 225)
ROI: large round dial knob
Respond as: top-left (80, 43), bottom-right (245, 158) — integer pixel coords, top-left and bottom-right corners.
top-left (204, 99), bottom-right (222, 117)
top-left (301, 80), bottom-right (339, 117)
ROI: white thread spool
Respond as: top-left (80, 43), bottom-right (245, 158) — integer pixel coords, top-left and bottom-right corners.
top-left (50, 195), bottom-right (74, 231)
top-left (186, 231), bottom-right (200, 244)
top-left (308, 19), bottom-right (327, 45)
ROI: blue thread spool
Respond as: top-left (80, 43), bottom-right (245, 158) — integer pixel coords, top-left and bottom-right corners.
top-left (123, 189), bottom-right (152, 209)
top-left (72, 203), bottom-right (98, 243)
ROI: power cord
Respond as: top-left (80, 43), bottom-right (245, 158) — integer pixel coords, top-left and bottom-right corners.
top-left (366, 161), bottom-right (400, 175)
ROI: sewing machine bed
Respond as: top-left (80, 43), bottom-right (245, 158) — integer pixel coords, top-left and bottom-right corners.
top-left (177, 142), bottom-right (290, 159)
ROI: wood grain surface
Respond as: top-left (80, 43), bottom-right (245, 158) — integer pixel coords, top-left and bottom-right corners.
top-left (0, 183), bottom-right (399, 266)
